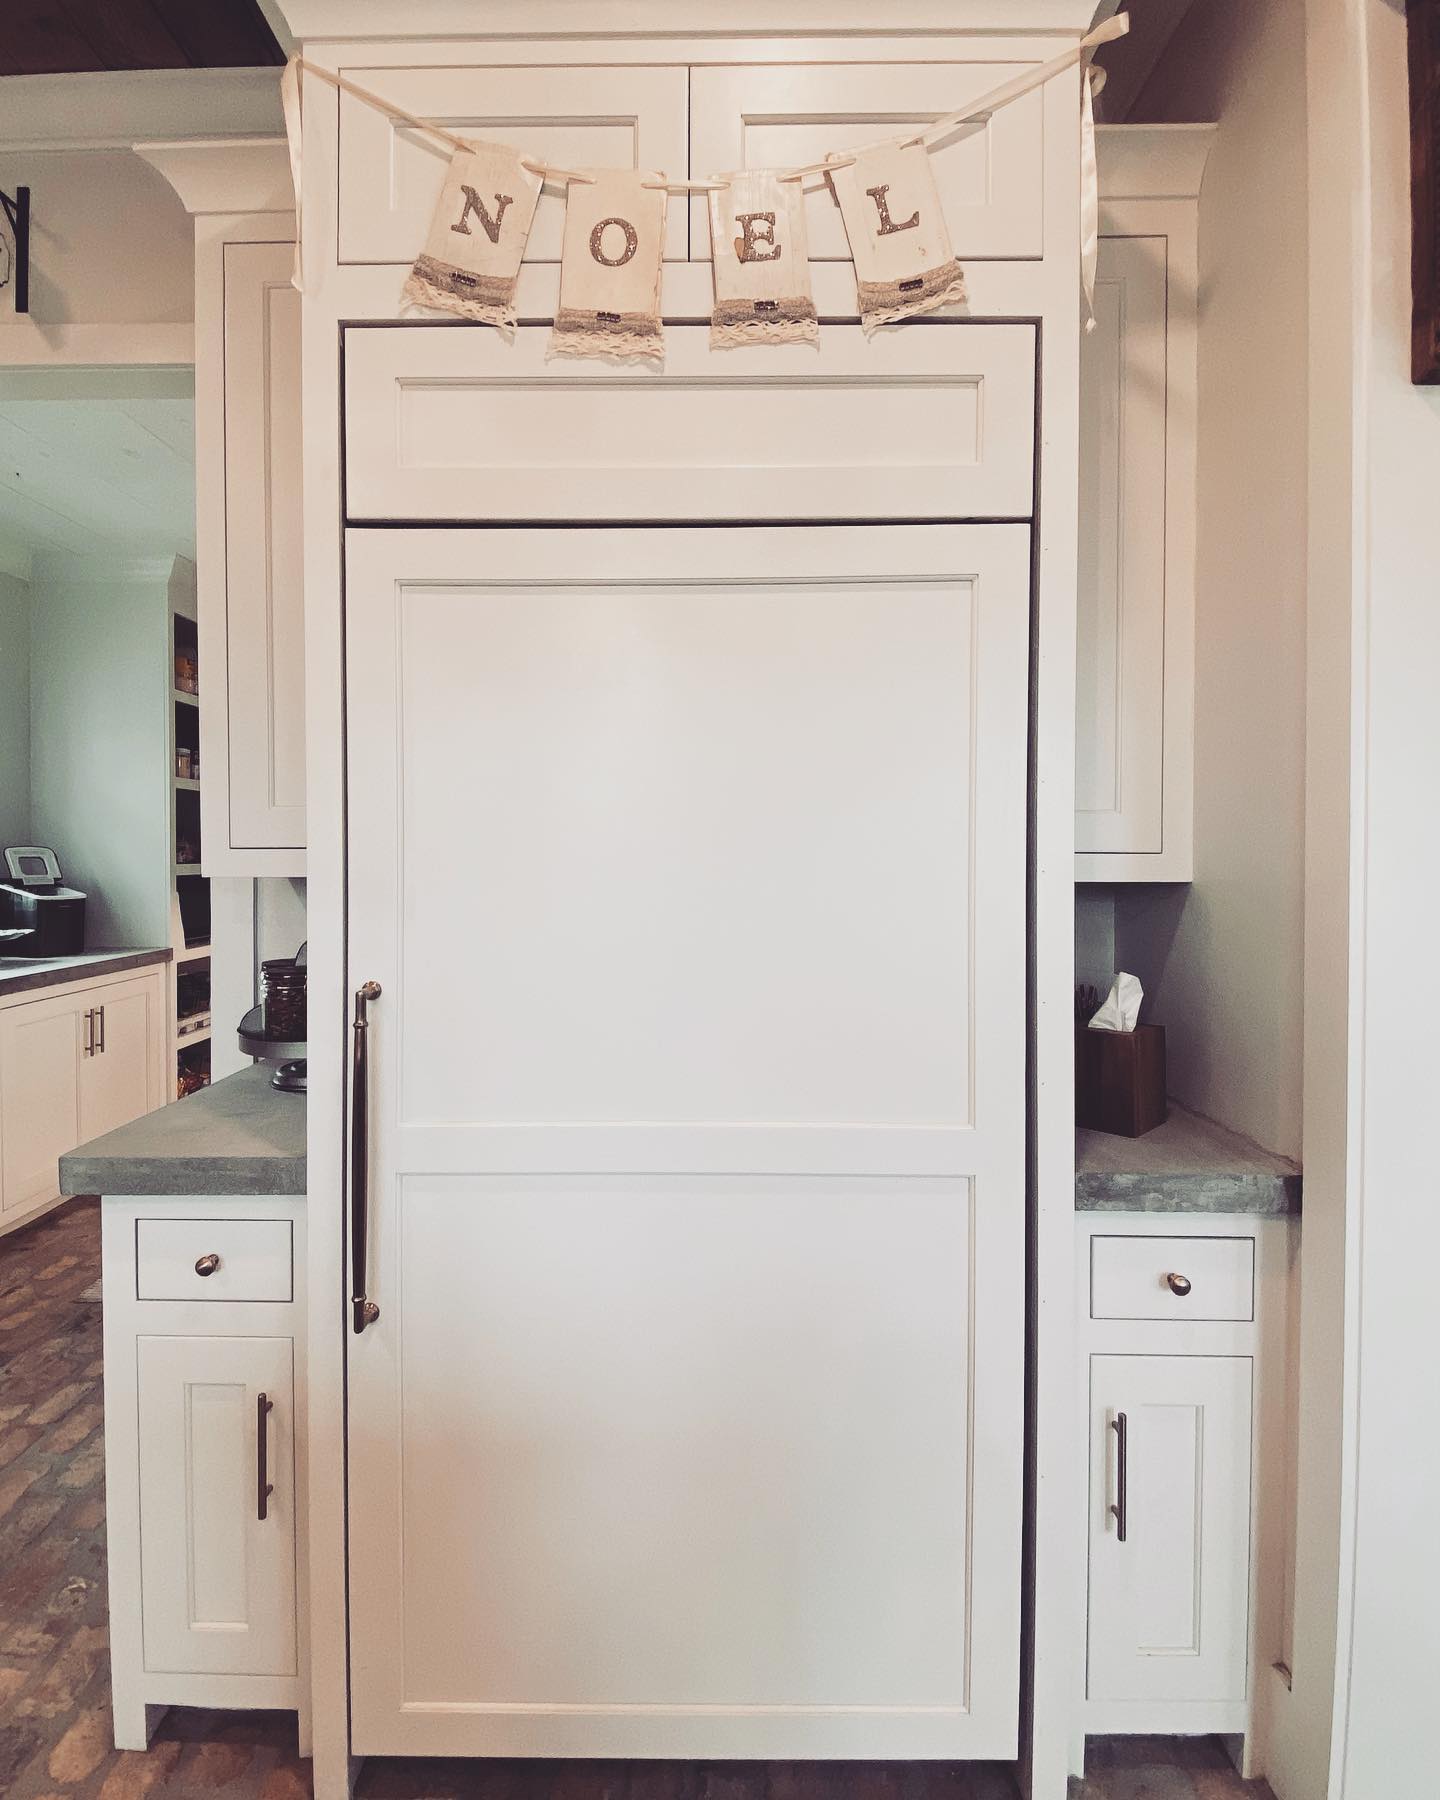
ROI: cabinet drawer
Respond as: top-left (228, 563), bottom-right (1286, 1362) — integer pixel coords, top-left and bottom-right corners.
top-left (336, 63), bottom-right (688, 264)
top-left (344, 322), bottom-right (1035, 523)
top-left (689, 62), bottom-right (1045, 263)
top-left (136, 1218), bottom-right (293, 1303)
top-left (1090, 1234), bottom-right (1254, 1322)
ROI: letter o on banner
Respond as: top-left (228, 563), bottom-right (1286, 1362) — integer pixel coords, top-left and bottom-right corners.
top-left (589, 216), bottom-right (639, 268)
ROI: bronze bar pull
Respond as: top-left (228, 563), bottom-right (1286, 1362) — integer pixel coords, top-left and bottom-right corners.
top-left (83, 1009), bottom-right (95, 1057)
top-left (1110, 1412), bottom-right (1128, 1543)
top-left (97, 1004), bottom-right (105, 1054)
top-left (257, 1392), bottom-right (274, 1520)
top-left (351, 980), bottom-right (382, 1334)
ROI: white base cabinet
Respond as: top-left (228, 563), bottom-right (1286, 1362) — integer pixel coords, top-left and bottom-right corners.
top-left (1077, 1212), bottom-right (1293, 1757)
top-left (102, 1196), bottom-right (309, 1749)
top-left (0, 966), bottom-right (167, 1235)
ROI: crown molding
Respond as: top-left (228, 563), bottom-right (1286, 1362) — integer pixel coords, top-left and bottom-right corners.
top-left (268, 0), bottom-right (1102, 41)
top-left (0, 68), bottom-right (283, 153)
top-left (1097, 122), bottom-right (1216, 202)
top-left (134, 138), bottom-right (294, 216)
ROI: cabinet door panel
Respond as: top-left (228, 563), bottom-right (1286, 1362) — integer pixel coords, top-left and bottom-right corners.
top-left (689, 63), bottom-right (1044, 263)
top-left (337, 65), bottom-right (688, 265)
top-left (79, 978), bottom-right (159, 1143)
top-left (137, 1334), bottom-right (296, 1677)
top-left (1076, 235), bottom-right (1167, 855)
top-left (1088, 1354), bottom-right (1252, 1704)
top-left (0, 993), bottom-right (80, 1215)
top-left (222, 240), bottom-right (306, 853)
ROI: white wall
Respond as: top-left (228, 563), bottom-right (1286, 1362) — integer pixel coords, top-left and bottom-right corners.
top-left (1073, 889), bottom-right (1115, 993)
top-left (1110, 0), bottom-right (1309, 1162)
top-left (28, 556), bottom-right (172, 950)
top-left (0, 150), bottom-right (193, 333)
top-left (0, 568), bottom-right (32, 851)
top-left (1323, 5), bottom-right (1440, 1796)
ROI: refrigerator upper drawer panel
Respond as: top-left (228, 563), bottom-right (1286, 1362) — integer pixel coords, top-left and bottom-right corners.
top-left (343, 322), bottom-right (1036, 523)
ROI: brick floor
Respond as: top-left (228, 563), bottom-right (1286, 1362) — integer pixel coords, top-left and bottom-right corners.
top-left (0, 1197), bottom-right (1272, 1800)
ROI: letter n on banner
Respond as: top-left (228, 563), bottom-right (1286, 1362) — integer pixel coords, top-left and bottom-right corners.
top-left (402, 141), bottom-right (542, 336)
top-left (707, 171), bottom-right (817, 348)
top-left (551, 170), bottom-right (666, 363)
top-left (826, 142), bottom-right (966, 334)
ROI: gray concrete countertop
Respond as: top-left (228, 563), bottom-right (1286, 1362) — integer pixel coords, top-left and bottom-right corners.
top-left (1077, 1103), bottom-right (1301, 1215)
top-left (0, 947), bottom-right (173, 1001)
top-left (61, 1065), bottom-right (305, 1197)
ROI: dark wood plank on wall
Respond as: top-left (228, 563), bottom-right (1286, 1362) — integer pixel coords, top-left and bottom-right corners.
top-left (1410, 0), bottom-right (1440, 383)
top-left (0, 0), bottom-right (283, 76)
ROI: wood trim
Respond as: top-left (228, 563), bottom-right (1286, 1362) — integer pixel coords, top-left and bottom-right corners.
top-left (1409, 0), bottom-right (1440, 382)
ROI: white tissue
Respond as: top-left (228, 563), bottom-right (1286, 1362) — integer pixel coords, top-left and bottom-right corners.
top-left (1088, 971), bottom-right (1143, 1033)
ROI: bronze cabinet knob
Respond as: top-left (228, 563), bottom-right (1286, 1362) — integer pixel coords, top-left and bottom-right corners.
top-left (1166, 1271), bottom-right (1192, 1297)
top-left (195, 1253), bottom-right (221, 1277)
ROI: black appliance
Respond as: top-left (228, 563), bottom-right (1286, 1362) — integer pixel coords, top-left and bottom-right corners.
top-left (0, 847), bottom-right (87, 957)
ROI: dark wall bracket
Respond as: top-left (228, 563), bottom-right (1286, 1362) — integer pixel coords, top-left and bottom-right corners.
top-left (0, 186), bottom-right (30, 315)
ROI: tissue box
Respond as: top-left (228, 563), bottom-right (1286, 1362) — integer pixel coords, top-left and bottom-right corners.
top-left (1076, 1023), bottom-right (1168, 1137)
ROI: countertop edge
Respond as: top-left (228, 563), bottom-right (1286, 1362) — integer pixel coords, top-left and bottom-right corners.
top-left (0, 948), bottom-right (174, 1001)
top-left (1075, 1171), bottom-right (1302, 1216)
top-left (59, 1154), bottom-right (307, 1199)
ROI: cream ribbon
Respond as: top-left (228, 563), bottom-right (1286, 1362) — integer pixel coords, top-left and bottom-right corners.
top-left (280, 54), bottom-right (304, 293)
top-left (280, 14), bottom-right (1129, 305)
top-left (1080, 64), bottom-right (1104, 334)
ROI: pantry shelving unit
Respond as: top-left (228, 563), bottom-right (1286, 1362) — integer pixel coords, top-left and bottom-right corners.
top-left (169, 589), bottom-right (211, 1097)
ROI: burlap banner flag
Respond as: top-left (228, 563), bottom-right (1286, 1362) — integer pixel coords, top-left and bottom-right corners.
top-left (551, 170), bottom-right (667, 363)
top-left (402, 142), bottom-right (543, 335)
top-left (707, 172), bottom-right (818, 348)
top-left (826, 142), bottom-right (966, 333)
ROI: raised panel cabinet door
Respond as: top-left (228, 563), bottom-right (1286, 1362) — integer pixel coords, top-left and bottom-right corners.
top-left (136, 1334), bottom-right (296, 1677)
top-left (688, 62), bottom-right (1045, 263)
top-left (0, 992), bottom-right (82, 1216)
top-left (223, 240), bottom-right (306, 853)
top-left (345, 524), bottom-right (1030, 1760)
top-left (335, 64), bottom-right (688, 264)
top-left (1088, 1354), bottom-right (1253, 1704)
top-left (78, 978), bottom-right (160, 1144)
top-left (1075, 235), bottom-right (1168, 855)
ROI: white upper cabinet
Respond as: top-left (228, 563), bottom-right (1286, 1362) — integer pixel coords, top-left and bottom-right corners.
top-left (1075, 126), bottom-right (1212, 882)
top-left (344, 321), bottom-right (1035, 523)
top-left (336, 64), bottom-right (689, 263)
top-left (218, 240), bottom-right (307, 862)
top-left (688, 61), bottom-right (1045, 263)
top-left (136, 141), bottom-right (307, 875)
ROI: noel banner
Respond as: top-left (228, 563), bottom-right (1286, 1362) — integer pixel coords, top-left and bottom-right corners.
top-left (281, 13), bottom-right (1128, 359)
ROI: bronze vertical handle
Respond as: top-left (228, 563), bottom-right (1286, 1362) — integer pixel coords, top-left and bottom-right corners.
top-left (257, 1392), bottom-right (274, 1520)
top-left (351, 980), bottom-right (382, 1334)
top-left (97, 1003), bottom-right (105, 1054)
top-left (1110, 1412), bottom-right (1128, 1543)
top-left (83, 1009), bottom-right (95, 1057)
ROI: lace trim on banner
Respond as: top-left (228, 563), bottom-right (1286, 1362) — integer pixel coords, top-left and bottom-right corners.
top-left (402, 258), bottom-right (518, 336)
top-left (856, 260), bottom-right (967, 334)
top-left (550, 306), bottom-right (665, 365)
top-left (710, 297), bottom-right (819, 349)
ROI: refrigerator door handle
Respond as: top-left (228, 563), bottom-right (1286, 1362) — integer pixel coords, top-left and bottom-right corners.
top-left (351, 979), bottom-right (382, 1334)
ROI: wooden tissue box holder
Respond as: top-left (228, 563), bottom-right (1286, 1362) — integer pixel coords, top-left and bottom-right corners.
top-left (1076, 1022), bottom-right (1168, 1137)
